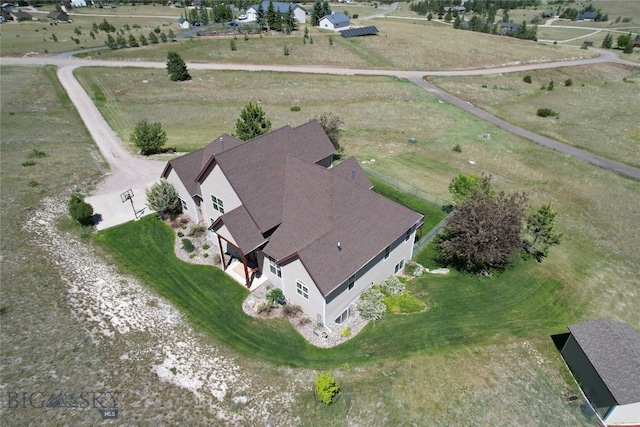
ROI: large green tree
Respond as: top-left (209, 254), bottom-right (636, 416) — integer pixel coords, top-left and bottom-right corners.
top-left (166, 51), bottom-right (191, 82)
top-left (235, 102), bottom-right (272, 141)
top-left (448, 174), bottom-right (481, 206)
top-left (438, 180), bottom-right (528, 274)
top-left (131, 119), bottom-right (167, 155)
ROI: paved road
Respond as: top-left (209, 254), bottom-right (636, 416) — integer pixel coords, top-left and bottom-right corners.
top-left (2, 49), bottom-right (639, 230)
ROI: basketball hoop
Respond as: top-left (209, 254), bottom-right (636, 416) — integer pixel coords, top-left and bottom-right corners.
top-left (120, 189), bottom-right (143, 219)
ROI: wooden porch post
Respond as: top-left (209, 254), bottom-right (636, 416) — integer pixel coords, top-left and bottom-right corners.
top-left (217, 234), bottom-right (227, 270)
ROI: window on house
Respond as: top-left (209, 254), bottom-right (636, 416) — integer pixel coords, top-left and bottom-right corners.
top-left (384, 245), bottom-right (390, 260)
top-left (335, 308), bottom-right (349, 324)
top-left (211, 195), bottom-right (224, 214)
top-left (269, 258), bottom-right (281, 278)
top-left (348, 274), bottom-right (356, 291)
top-left (179, 197), bottom-right (188, 211)
top-left (395, 258), bottom-right (405, 274)
top-left (296, 281), bottom-right (308, 300)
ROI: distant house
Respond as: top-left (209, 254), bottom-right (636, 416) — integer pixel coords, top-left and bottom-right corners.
top-left (178, 16), bottom-right (189, 29)
top-left (7, 9), bottom-right (31, 21)
top-left (319, 12), bottom-right (349, 31)
top-left (47, 11), bottom-right (69, 22)
top-left (246, 1), bottom-right (306, 24)
top-left (162, 121), bottom-right (423, 326)
top-left (579, 11), bottom-right (598, 21)
top-left (444, 6), bottom-right (466, 14)
top-left (71, 0), bottom-right (86, 6)
top-left (497, 22), bottom-right (519, 35)
top-left (560, 319), bottom-right (640, 426)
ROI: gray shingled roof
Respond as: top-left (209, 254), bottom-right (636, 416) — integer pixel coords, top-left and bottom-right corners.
top-left (161, 134), bottom-right (243, 197)
top-left (264, 156), bottom-right (423, 296)
top-left (331, 157), bottom-right (372, 189)
top-left (568, 318), bottom-right (640, 405)
top-left (213, 206), bottom-right (267, 253)
top-left (322, 12), bottom-right (349, 25)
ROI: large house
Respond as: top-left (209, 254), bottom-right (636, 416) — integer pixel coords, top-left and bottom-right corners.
top-left (162, 121), bottom-right (423, 326)
top-left (560, 318), bottom-right (640, 426)
top-left (245, 1), bottom-right (307, 24)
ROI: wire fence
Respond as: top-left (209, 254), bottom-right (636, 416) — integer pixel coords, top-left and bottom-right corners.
top-left (413, 213), bottom-right (452, 255)
top-left (362, 167), bottom-right (452, 208)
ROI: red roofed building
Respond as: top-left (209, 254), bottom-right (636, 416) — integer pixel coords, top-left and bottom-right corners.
top-left (162, 120), bottom-right (423, 326)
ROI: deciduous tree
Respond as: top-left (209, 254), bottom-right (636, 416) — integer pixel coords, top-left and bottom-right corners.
top-left (131, 119), bottom-right (167, 155)
top-left (438, 179), bottom-right (528, 274)
top-left (317, 112), bottom-right (344, 152)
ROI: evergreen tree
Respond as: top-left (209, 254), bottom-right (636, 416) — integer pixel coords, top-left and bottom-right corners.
top-left (166, 51), bottom-right (191, 82)
top-left (139, 34), bottom-right (148, 46)
top-left (601, 33), bottom-right (613, 49)
top-left (523, 203), bottom-right (562, 262)
top-left (235, 102), bottom-right (272, 141)
top-left (311, 0), bottom-right (323, 26)
top-left (106, 34), bottom-right (117, 50)
top-left (148, 31), bottom-right (159, 44)
top-left (128, 33), bottom-right (139, 48)
top-left (130, 119), bottom-right (167, 155)
top-left (116, 33), bottom-right (127, 49)
top-left (256, 3), bottom-right (266, 30)
top-left (145, 179), bottom-right (182, 219)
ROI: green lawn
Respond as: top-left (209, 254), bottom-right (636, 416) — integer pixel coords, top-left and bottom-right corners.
top-left (94, 215), bottom-right (576, 368)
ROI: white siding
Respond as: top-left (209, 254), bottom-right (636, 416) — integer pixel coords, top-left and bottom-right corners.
top-left (199, 162), bottom-right (242, 227)
top-left (281, 259), bottom-right (325, 325)
top-left (325, 228), bottom-right (417, 324)
top-left (164, 168), bottom-right (200, 223)
top-left (605, 402), bottom-right (640, 424)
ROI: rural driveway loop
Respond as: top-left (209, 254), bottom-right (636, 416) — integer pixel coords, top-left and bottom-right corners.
top-left (2, 50), bottom-right (638, 230)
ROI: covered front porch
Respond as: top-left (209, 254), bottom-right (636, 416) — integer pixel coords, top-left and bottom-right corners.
top-left (224, 259), bottom-right (269, 290)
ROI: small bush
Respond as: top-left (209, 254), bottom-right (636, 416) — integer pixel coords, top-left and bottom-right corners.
top-left (68, 194), bottom-right (94, 226)
top-left (340, 327), bottom-right (351, 337)
top-left (21, 160), bottom-right (36, 167)
top-left (290, 105), bottom-right (301, 112)
top-left (547, 80), bottom-right (555, 91)
top-left (453, 144), bottom-right (462, 153)
top-left (565, 78), bottom-right (573, 87)
top-left (537, 108), bottom-right (559, 118)
top-left (181, 238), bottom-right (195, 253)
top-left (203, 253), bottom-right (209, 258)
top-left (212, 254), bottom-right (221, 265)
top-left (358, 287), bottom-right (386, 320)
top-left (28, 180), bottom-right (38, 187)
top-left (255, 299), bottom-right (271, 314)
top-left (540, 84), bottom-right (546, 90)
top-left (523, 75), bottom-right (532, 84)
top-left (266, 287), bottom-right (284, 305)
top-left (177, 231), bottom-right (184, 237)
top-left (188, 225), bottom-right (205, 237)
top-left (352, 13), bottom-right (359, 19)
top-left (481, 84), bottom-right (487, 88)
top-left (230, 39), bottom-right (237, 51)
top-left (284, 45), bottom-right (290, 56)
top-left (299, 317), bottom-right (311, 325)
top-left (28, 148), bottom-right (47, 158)
top-left (202, 243), bottom-right (210, 250)
top-left (379, 276), bottom-right (405, 296)
top-left (314, 371), bottom-right (340, 405)
top-left (189, 253), bottom-right (196, 259)
top-left (283, 304), bottom-right (301, 317)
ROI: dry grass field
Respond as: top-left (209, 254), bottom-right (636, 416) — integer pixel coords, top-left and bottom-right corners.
top-left (0, 11), bottom-right (181, 56)
top-left (85, 17), bottom-right (597, 70)
top-left (431, 63), bottom-right (640, 167)
top-left (2, 5), bottom-right (640, 426)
